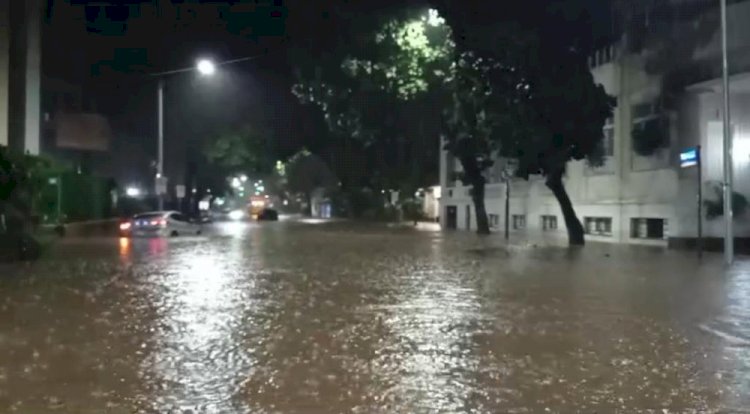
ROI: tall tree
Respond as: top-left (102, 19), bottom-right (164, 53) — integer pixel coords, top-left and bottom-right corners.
top-left (291, 7), bottom-right (453, 195)
top-left (509, 50), bottom-right (614, 244)
top-left (442, 50), bottom-right (534, 234)
top-left (431, 1), bottom-right (615, 243)
top-left (285, 150), bottom-right (338, 215)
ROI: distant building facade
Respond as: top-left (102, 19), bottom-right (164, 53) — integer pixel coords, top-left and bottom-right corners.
top-left (440, 0), bottom-right (750, 245)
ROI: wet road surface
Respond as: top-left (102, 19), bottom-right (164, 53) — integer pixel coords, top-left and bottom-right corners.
top-left (1, 220), bottom-right (750, 413)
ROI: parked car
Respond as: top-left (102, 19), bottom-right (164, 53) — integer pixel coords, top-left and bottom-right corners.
top-left (120, 211), bottom-right (202, 237)
top-left (257, 208), bottom-right (279, 221)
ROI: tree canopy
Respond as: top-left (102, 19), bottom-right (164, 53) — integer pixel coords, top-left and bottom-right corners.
top-left (291, 7), bottom-right (452, 193)
top-left (204, 124), bottom-right (275, 176)
top-left (291, 2), bottom-right (615, 241)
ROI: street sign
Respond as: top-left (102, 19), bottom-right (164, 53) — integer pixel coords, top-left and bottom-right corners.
top-left (680, 147), bottom-right (699, 168)
top-left (175, 185), bottom-right (186, 199)
top-left (155, 176), bottom-right (169, 195)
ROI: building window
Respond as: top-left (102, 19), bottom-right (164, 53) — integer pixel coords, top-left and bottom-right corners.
top-left (512, 214), bottom-right (526, 230)
top-left (488, 214), bottom-right (500, 228)
top-left (541, 215), bottom-right (558, 231)
top-left (585, 217), bottom-right (612, 236)
top-left (602, 117), bottom-right (615, 157)
top-left (631, 101), bottom-right (669, 156)
top-left (630, 218), bottom-right (667, 240)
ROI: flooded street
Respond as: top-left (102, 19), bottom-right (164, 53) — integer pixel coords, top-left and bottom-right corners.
top-left (2, 220), bottom-right (750, 413)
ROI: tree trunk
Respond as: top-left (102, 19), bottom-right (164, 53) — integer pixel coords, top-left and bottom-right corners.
top-left (546, 172), bottom-right (585, 246)
top-left (471, 177), bottom-right (491, 235)
top-left (459, 156), bottom-right (491, 235)
top-left (305, 192), bottom-right (313, 217)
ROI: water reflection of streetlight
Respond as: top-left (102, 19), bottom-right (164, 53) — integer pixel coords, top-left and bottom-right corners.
top-left (145, 250), bottom-right (248, 411)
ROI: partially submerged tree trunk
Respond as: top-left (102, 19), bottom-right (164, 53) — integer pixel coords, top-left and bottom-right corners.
top-left (460, 157), bottom-right (491, 235)
top-left (546, 171), bottom-right (585, 245)
top-left (470, 177), bottom-right (491, 235)
top-left (305, 192), bottom-right (313, 217)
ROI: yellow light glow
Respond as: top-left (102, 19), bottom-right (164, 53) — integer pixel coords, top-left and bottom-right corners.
top-left (119, 237), bottom-right (130, 257)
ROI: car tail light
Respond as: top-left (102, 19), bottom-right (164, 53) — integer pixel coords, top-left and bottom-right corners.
top-left (119, 222), bottom-right (132, 231)
top-left (149, 220), bottom-right (159, 226)
top-left (159, 219), bottom-right (167, 227)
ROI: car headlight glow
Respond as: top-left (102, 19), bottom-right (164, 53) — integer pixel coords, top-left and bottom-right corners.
top-left (228, 210), bottom-right (244, 221)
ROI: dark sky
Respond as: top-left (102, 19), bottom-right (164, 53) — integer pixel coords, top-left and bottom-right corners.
top-left (42, 0), bottom-right (614, 185)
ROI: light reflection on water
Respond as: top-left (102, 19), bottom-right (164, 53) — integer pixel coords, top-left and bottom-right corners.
top-left (140, 243), bottom-right (254, 413)
top-left (2, 223), bottom-right (750, 412)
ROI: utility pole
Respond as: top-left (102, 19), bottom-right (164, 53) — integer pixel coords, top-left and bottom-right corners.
top-left (157, 78), bottom-right (164, 211)
top-left (721, 0), bottom-right (734, 265)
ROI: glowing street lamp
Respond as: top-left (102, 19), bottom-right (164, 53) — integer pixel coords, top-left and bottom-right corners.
top-left (197, 59), bottom-right (216, 76)
top-left (151, 52), bottom-right (265, 210)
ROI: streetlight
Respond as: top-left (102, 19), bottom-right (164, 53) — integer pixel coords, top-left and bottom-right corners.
top-left (196, 59), bottom-right (216, 76)
top-left (150, 53), bottom-right (266, 210)
top-left (154, 59), bottom-right (216, 210)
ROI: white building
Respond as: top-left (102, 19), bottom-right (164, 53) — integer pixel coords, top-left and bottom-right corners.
top-left (1, 0), bottom-right (43, 153)
top-left (439, 0), bottom-right (750, 246)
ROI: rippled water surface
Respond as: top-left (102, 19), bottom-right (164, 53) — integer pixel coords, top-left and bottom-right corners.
top-left (2, 221), bottom-right (750, 413)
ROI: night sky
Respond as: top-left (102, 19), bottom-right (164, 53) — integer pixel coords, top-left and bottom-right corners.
top-left (42, 0), bottom-right (614, 186)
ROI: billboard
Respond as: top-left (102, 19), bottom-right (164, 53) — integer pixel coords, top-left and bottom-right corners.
top-left (54, 113), bottom-right (112, 151)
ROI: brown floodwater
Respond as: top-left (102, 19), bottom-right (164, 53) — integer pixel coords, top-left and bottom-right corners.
top-left (1, 220), bottom-right (749, 413)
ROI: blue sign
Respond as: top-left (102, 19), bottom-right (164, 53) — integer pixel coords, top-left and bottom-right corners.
top-left (680, 147), bottom-right (699, 168)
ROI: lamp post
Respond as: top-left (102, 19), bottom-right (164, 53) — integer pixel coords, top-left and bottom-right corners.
top-left (720, 0), bottom-right (734, 265)
top-left (153, 58), bottom-right (216, 210)
top-left (150, 53), bottom-right (268, 210)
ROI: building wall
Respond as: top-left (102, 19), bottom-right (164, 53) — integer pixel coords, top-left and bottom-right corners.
top-left (3, 0), bottom-right (42, 154)
top-left (439, 1), bottom-right (750, 244)
top-left (0, 0), bottom-right (9, 147)
top-left (440, 50), bottom-right (677, 245)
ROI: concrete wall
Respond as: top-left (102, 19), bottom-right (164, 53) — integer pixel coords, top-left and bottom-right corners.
top-left (0, 0), bottom-right (9, 147)
top-left (5, 0), bottom-right (41, 154)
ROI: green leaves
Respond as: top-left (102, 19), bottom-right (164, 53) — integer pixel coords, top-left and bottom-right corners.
top-left (292, 8), bottom-right (453, 140)
top-left (204, 125), bottom-right (273, 175)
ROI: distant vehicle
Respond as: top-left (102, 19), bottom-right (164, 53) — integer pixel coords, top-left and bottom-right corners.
top-left (257, 208), bottom-right (279, 221)
top-left (228, 209), bottom-right (245, 221)
top-left (120, 211), bottom-right (202, 237)
top-left (249, 196), bottom-right (266, 219)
